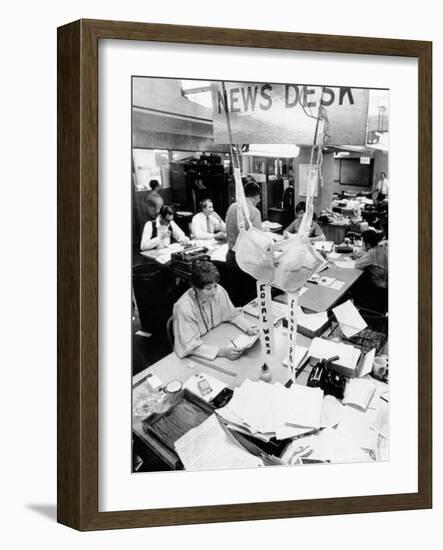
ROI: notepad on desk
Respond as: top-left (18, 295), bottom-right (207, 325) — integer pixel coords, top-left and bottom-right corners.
top-left (229, 333), bottom-right (259, 352)
top-left (342, 378), bottom-right (376, 411)
top-left (192, 343), bottom-right (218, 361)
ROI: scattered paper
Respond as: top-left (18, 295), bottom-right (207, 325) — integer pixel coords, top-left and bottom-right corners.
top-left (335, 260), bottom-right (356, 269)
top-left (282, 345), bottom-right (309, 369)
top-left (343, 378), bottom-right (376, 411)
top-left (318, 276), bottom-right (336, 287)
top-left (320, 395), bottom-right (343, 428)
top-left (210, 243), bottom-right (228, 262)
top-left (297, 308), bottom-right (329, 333)
top-left (359, 348), bottom-right (376, 377)
top-left (159, 255), bottom-right (172, 264)
top-left (328, 252), bottom-right (341, 260)
top-left (314, 241), bottom-right (334, 252)
top-left (329, 280), bottom-right (345, 290)
top-left (289, 427), bottom-right (372, 463)
top-left (278, 384), bottom-right (324, 430)
top-left (174, 414), bottom-right (263, 470)
top-left (333, 300), bottom-right (367, 338)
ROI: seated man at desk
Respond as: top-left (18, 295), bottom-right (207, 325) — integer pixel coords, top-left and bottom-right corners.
top-left (191, 198), bottom-right (227, 241)
top-left (173, 260), bottom-right (258, 360)
top-left (352, 229), bottom-right (388, 312)
top-left (284, 201), bottom-right (326, 242)
top-left (140, 205), bottom-right (189, 251)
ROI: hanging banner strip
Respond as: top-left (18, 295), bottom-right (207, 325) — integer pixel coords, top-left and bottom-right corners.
top-left (233, 167), bottom-right (251, 231)
top-left (256, 281), bottom-right (275, 363)
top-left (287, 291), bottom-right (299, 383)
top-left (297, 164), bottom-right (317, 238)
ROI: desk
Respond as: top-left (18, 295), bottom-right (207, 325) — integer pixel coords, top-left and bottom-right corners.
top-left (140, 239), bottom-right (228, 264)
top-left (274, 263), bottom-right (362, 313)
top-left (133, 315), bottom-right (388, 469)
top-left (133, 317), bottom-right (312, 468)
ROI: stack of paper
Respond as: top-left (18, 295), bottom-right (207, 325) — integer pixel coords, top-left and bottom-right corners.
top-left (308, 337), bottom-right (361, 376)
top-left (216, 379), bottom-right (325, 442)
top-left (332, 300), bottom-right (367, 338)
top-left (342, 378), bottom-right (376, 411)
top-left (297, 307), bottom-right (329, 338)
top-left (359, 348), bottom-right (376, 377)
top-left (174, 414), bottom-right (263, 471)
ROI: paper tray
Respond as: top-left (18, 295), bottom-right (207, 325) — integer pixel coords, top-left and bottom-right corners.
top-left (142, 389), bottom-right (292, 464)
top-left (141, 389), bottom-right (213, 453)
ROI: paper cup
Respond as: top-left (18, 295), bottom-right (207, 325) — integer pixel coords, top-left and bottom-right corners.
top-left (373, 356), bottom-right (387, 378)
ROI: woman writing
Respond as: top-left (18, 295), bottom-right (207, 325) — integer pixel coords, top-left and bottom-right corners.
top-left (173, 261), bottom-right (258, 359)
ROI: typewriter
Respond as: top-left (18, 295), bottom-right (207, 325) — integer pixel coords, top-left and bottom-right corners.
top-left (170, 246), bottom-right (210, 278)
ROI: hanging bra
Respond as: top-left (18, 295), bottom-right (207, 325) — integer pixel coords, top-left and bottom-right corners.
top-left (233, 167), bottom-right (326, 290)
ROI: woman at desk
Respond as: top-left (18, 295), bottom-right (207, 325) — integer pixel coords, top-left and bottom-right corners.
top-left (352, 229), bottom-right (388, 312)
top-left (284, 201), bottom-right (326, 242)
top-left (140, 205), bottom-right (189, 251)
top-left (173, 261), bottom-right (258, 360)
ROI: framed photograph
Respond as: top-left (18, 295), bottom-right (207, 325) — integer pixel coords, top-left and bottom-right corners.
top-left (57, 19), bottom-right (432, 530)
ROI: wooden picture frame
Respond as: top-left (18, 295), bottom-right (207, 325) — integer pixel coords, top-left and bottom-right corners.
top-left (57, 19), bottom-right (432, 530)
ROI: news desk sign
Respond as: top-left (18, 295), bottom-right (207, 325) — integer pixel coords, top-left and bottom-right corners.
top-left (211, 82), bottom-right (369, 146)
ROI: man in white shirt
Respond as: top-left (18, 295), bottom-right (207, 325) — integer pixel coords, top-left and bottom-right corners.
top-left (191, 198), bottom-right (227, 241)
top-left (140, 205), bottom-right (189, 251)
top-left (374, 172), bottom-right (389, 201)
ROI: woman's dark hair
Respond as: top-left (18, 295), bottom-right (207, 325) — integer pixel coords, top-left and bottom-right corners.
top-left (159, 205), bottom-right (174, 218)
top-left (191, 260), bottom-right (220, 289)
top-left (295, 201), bottom-right (306, 213)
top-left (149, 179), bottom-right (160, 190)
top-left (244, 181), bottom-right (261, 198)
top-left (362, 229), bottom-right (382, 248)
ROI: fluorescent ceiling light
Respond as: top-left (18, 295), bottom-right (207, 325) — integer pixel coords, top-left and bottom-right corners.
top-left (243, 144), bottom-right (300, 158)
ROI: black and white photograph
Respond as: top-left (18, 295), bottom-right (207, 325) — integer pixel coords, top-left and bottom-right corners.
top-left (132, 76), bottom-right (389, 473)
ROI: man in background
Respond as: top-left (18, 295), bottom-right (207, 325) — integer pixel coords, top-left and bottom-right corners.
top-left (374, 172), bottom-right (389, 202)
top-left (191, 198), bottom-right (227, 241)
top-left (225, 181), bottom-right (262, 306)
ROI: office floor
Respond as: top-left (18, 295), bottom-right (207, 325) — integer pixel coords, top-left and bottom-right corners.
top-left (132, 308), bottom-right (172, 377)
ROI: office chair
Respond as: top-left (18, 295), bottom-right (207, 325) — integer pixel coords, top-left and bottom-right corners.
top-left (166, 316), bottom-right (174, 348)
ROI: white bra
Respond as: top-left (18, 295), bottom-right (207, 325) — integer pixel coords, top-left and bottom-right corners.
top-left (233, 168), bottom-right (325, 291)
